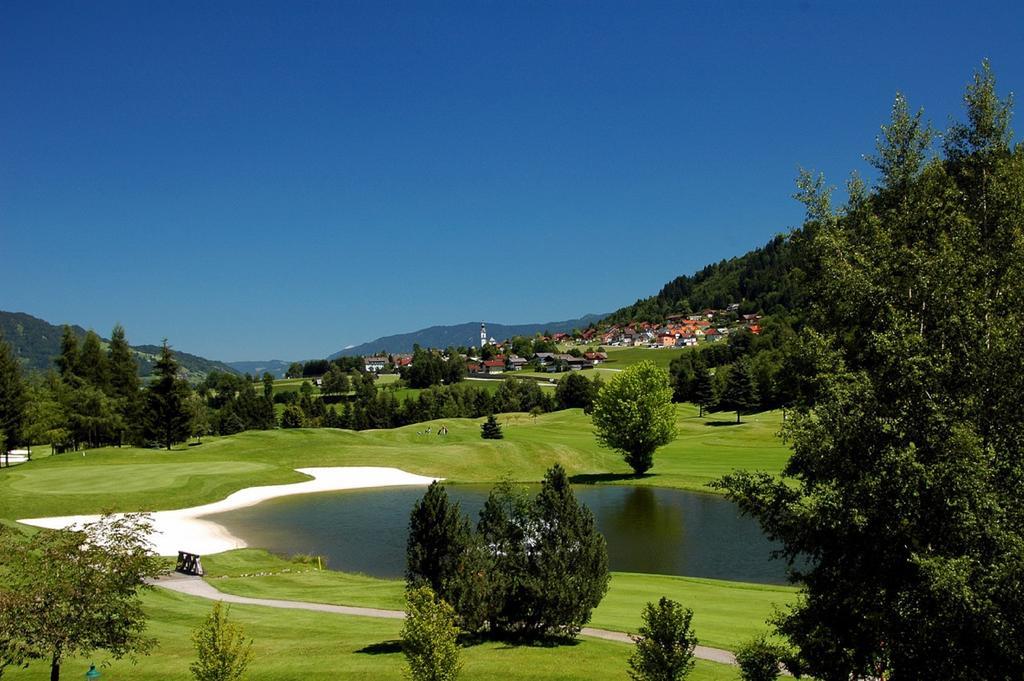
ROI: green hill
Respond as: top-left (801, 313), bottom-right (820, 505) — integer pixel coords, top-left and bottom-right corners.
top-left (604, 232), bottom-right (806, 324)
top-left (0, 310), bottom-right (238, 380)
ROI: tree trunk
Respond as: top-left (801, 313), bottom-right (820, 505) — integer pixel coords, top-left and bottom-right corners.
top-left (736, 410), bottom-right (741, 424)
top-left (50, 656), bottom-right (60, 681)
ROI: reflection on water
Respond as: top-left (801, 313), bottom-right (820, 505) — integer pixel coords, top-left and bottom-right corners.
top-left (208, 484), bottom-right (788, 584)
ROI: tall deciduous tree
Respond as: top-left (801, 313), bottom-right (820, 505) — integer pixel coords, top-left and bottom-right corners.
top-left (717, 65), bottom-right (1024, 680)
top-left (591, 361), bottom-right (677, 475)
top-left (144, 341), bottom-right (192, 449)
top-left (0, 514), bottom-right (166, 681)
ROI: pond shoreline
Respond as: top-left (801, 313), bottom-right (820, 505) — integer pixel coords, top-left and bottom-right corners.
top-left (18, 467), bottom-right (440, 555)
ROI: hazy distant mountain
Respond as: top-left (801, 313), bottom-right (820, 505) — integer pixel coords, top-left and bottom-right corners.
top-left (0, 310), bottom-right (239, 380)
top-left (226, 360), bottom-right (294, 378)
top-left (330, 314), bottom-right (608, 357)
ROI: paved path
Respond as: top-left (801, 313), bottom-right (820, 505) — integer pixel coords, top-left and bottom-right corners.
top-left (154, 574), bottom-right (736, 666)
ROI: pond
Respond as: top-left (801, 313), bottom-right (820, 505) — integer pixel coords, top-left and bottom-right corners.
top-left (208, 484), bottom-right (789, 584)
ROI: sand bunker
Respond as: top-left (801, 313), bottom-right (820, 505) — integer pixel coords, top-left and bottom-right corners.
top-left (19, 467), bottom-right (440, 556)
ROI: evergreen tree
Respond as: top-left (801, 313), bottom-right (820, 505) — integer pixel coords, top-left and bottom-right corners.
top-left (55, 325), bottom-right (80, 383)
top-left (527, 464), bottom-right (610, 638)
top-left (480, 414), bottom-right (503, 440)
top-left (691, 362), bottom-right (714, 418)
top-left (77, 330), bottom-right (110, 393)
top-left (262, 372), bottom-right (274, 399)
top-left (407, 483), bottom-right (469, 592)
top-left (280, 405), bottom-right (304, 428)
top-left (720, 359), bottom-right (759, 423)
top-left (108, 325), bottom-right (141, 445)
top-left (144, 342), bottom-right (192, 450)
top-left (0, 334), bottom-right (27, 452)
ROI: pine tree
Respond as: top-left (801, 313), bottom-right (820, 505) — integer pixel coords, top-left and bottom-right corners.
top-left (144, 341), bottom-right (192, 450)
top-left (527, 464), bottom-right (610, 638)
top-left (108, 325), bottom-right (141, 445)
top-left (0, 333), bottom-right (27, 453)
top-left (55, 325), bottom-right (80, 383)
top-left (720, 359), bottom-right (759, 423)
top-left (691, 362), bottom-right (714, 418)
top-left (77, 330), bottom-right (110, 393)
top-left (406, 482), bottom-right (476, 617)
top-left (480, 414), bottom-right (503, 439)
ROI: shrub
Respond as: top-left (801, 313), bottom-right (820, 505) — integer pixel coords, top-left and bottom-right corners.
top-left (735, 635), bottom-right (786, 681)
top-left (190, 602), bottom-right (253, 681)
top-left (627, 597), bottom-right (697, 681)
top-left (401, 586), bottom-right (462, 681)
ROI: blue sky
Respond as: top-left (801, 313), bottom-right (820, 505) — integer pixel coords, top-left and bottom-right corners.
top-left (3, 1), bottom-right (1022, 361)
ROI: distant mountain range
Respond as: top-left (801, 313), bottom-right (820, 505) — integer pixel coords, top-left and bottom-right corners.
top-left (330, 314), bottom-right (609, 357)
top-left (0, 311), bottom-right (240, 380)
top-left (225, 360), bottom-right (294, 378)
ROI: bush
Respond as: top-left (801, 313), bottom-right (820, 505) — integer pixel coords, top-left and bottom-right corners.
top-left (401, 586), bottom-right (462, 681)
top-left (627, 597), bottom-right (697, 681)
top-left (191, 602), bottom-right (253, 681)
top-left (735, 635), bottom-right (786, 681)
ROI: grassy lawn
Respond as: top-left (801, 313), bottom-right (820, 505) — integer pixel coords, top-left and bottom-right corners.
top-left (601, 345), bottom-right (693, 370)
top-left (0, 586), bottom-right (742, 681)
top-left (0, 406), bottom-right (792, 680)
top-left (203, 550), bottom-right (795, 652)
top-left (0, 406), bottom-right (789, 520)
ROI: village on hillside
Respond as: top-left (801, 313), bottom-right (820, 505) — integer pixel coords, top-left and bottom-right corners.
top-left (358, 306), bottom-right (762, 377)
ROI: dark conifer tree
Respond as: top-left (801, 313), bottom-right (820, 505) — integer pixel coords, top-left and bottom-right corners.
top-left (55, 325), bottom-right (80, 383)
top-left (721, 359), bottom-right (759, 423)
top-left (480, 414), bottom-right (503, 439)
top-left (144, 341), bottom-right (192, 449)
top-left (0, 333), bottom-right (27, 455)
top-left (107, 325), bottom-right (141, 445)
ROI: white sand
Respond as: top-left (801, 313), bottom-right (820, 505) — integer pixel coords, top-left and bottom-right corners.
top-left (18, 467), bottom-right (440, 556)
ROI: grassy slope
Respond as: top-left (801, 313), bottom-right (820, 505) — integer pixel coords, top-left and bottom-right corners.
top-left (203, 550), bottom-right (795, 652)
top-left (0, 587), bottom-right (741, 681)
top-left (0, 406), bottom-right (789, 519)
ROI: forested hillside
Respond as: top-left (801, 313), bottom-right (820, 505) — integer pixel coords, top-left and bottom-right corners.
top-left (0, 311), bottom-right (238, 380)
top-left (604, 232), bottom-right (807, 324)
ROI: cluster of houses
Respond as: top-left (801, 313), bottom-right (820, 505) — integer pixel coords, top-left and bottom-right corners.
top-left (361, 307), bottom-right (762, 374)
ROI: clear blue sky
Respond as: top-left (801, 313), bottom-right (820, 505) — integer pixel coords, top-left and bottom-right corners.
top-left (3, 2), bottom-right (1022, 361)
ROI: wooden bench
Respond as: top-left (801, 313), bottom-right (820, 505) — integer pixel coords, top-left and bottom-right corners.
top-left (176, 551), bottom-right (204, 576)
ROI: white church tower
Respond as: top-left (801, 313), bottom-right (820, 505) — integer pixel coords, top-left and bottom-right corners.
top-left (480, 322), bottom-right (487, 348)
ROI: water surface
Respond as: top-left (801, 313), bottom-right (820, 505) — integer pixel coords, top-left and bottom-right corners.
top-left (209, 484), bottom-right (787, 584)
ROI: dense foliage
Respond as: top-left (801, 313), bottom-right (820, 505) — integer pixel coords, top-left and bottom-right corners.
top-left (604, 233), bottom-right (804, 325)
top-left (0, 515), bottom-right (166, 681)
top-left (717, 63), bottom-right (1024, 679)
top-left (401, 586), bottom-right (463, 681)
top-left (627, 597), bottom-right (698, 681)
top-left (190, 603), bottom-right (254, 681)
top-left (592, 361), bottom-right (677, 474)
top-left (406, 466), bottom-right (609, 640)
